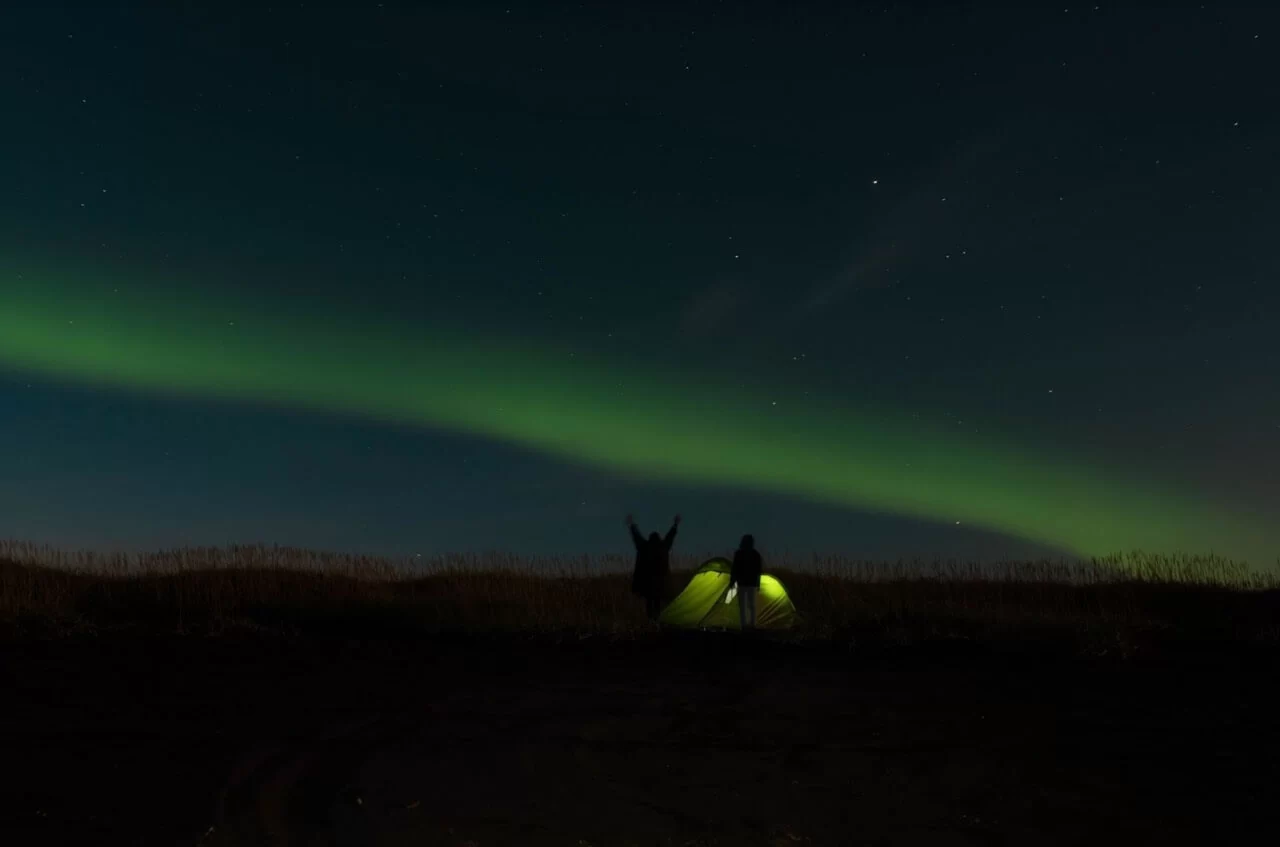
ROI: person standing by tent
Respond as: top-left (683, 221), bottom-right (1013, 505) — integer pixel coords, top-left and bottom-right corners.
top-left (626, 513), bottom-right (680, 621)
top-left (730, 534), bottom-right (763, 630)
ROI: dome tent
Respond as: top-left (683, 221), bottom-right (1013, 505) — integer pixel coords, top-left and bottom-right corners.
top-left (659, 557), bottom-right (799, 630)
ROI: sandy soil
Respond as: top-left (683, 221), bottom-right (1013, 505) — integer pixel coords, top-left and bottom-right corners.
top-left (2, 632), bottom-right (1276, 846)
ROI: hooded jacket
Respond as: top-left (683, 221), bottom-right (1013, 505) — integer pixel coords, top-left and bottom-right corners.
top-left (731, 537), bottom-right (763, 589)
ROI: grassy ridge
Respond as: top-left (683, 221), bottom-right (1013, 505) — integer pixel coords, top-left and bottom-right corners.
top-left (2, 541), bottom-right (1278, 653)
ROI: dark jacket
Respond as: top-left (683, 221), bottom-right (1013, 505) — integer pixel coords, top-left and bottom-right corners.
top-left (630, 522), bottom-right (677, 598)
top-left (731, 547), bottom-right (763, 589)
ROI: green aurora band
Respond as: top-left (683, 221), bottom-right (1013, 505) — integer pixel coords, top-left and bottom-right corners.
top-left (2, 263), bottom-right (1275, 567)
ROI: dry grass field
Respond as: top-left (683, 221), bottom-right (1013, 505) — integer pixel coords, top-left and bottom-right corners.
top-left (3, 541), bottom-right (1278, 655)
top-left (3, 541), bottom-right (1279, 845)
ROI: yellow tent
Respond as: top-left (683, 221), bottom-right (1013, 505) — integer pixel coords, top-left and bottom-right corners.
top-left (659, 557), bottom-right (799, 630)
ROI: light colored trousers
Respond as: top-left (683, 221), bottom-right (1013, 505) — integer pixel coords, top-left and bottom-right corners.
top-left (738, 585), bottom-right (758, 629)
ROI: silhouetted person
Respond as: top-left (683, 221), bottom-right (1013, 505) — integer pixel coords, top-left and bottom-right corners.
top-left (627, 513), bottom-right (680, 621)
top-left (731, 534), bottom-right (763, 630)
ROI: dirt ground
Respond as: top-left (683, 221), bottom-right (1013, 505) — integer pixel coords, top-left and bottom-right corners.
top-left (2, 632), bottom-right (1276, 846)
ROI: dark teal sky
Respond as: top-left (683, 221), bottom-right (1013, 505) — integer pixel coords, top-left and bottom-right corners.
top-left (1, 1), bottom-right (1277, 562)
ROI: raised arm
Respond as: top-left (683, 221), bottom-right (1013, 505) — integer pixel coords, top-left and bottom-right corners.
top-left (626, 514), bottom-right (644, 550)
top-left (663, 514), bottom-right (682, 550)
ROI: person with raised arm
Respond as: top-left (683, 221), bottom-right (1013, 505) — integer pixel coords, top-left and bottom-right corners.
top-left (626, 513), bottom-right (681, 622)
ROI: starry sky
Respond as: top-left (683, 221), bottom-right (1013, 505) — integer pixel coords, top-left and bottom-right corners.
top-left (1, 1), bottom-right (1277, 566)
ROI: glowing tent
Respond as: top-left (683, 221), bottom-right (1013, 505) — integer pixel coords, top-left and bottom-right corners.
top-left (659, 557), bottom-right (799, 630)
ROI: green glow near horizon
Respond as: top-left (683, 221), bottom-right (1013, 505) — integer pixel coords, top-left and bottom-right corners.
top-left (1, 263), bottom-right (1275, 567)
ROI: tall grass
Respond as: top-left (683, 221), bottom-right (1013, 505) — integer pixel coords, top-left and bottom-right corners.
top-left (1, 540), bottom-right (1277, 650)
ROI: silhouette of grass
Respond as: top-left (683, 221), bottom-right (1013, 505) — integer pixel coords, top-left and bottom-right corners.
top-left (1, 540), bottom-right (1277, 654)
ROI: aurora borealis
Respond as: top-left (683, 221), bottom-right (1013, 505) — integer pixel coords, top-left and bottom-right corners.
top-left (2, 2), bottom-right (1278, 565)
top-left (3, 263), bottom-right (1277, 565)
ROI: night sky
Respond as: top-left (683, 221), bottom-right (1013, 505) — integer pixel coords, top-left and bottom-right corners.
top-left (2, 2), bottom-right (1277, 566)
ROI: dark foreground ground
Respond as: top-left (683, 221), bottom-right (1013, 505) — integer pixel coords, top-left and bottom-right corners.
top-left (2, 632), bottom-right (1277, 847)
